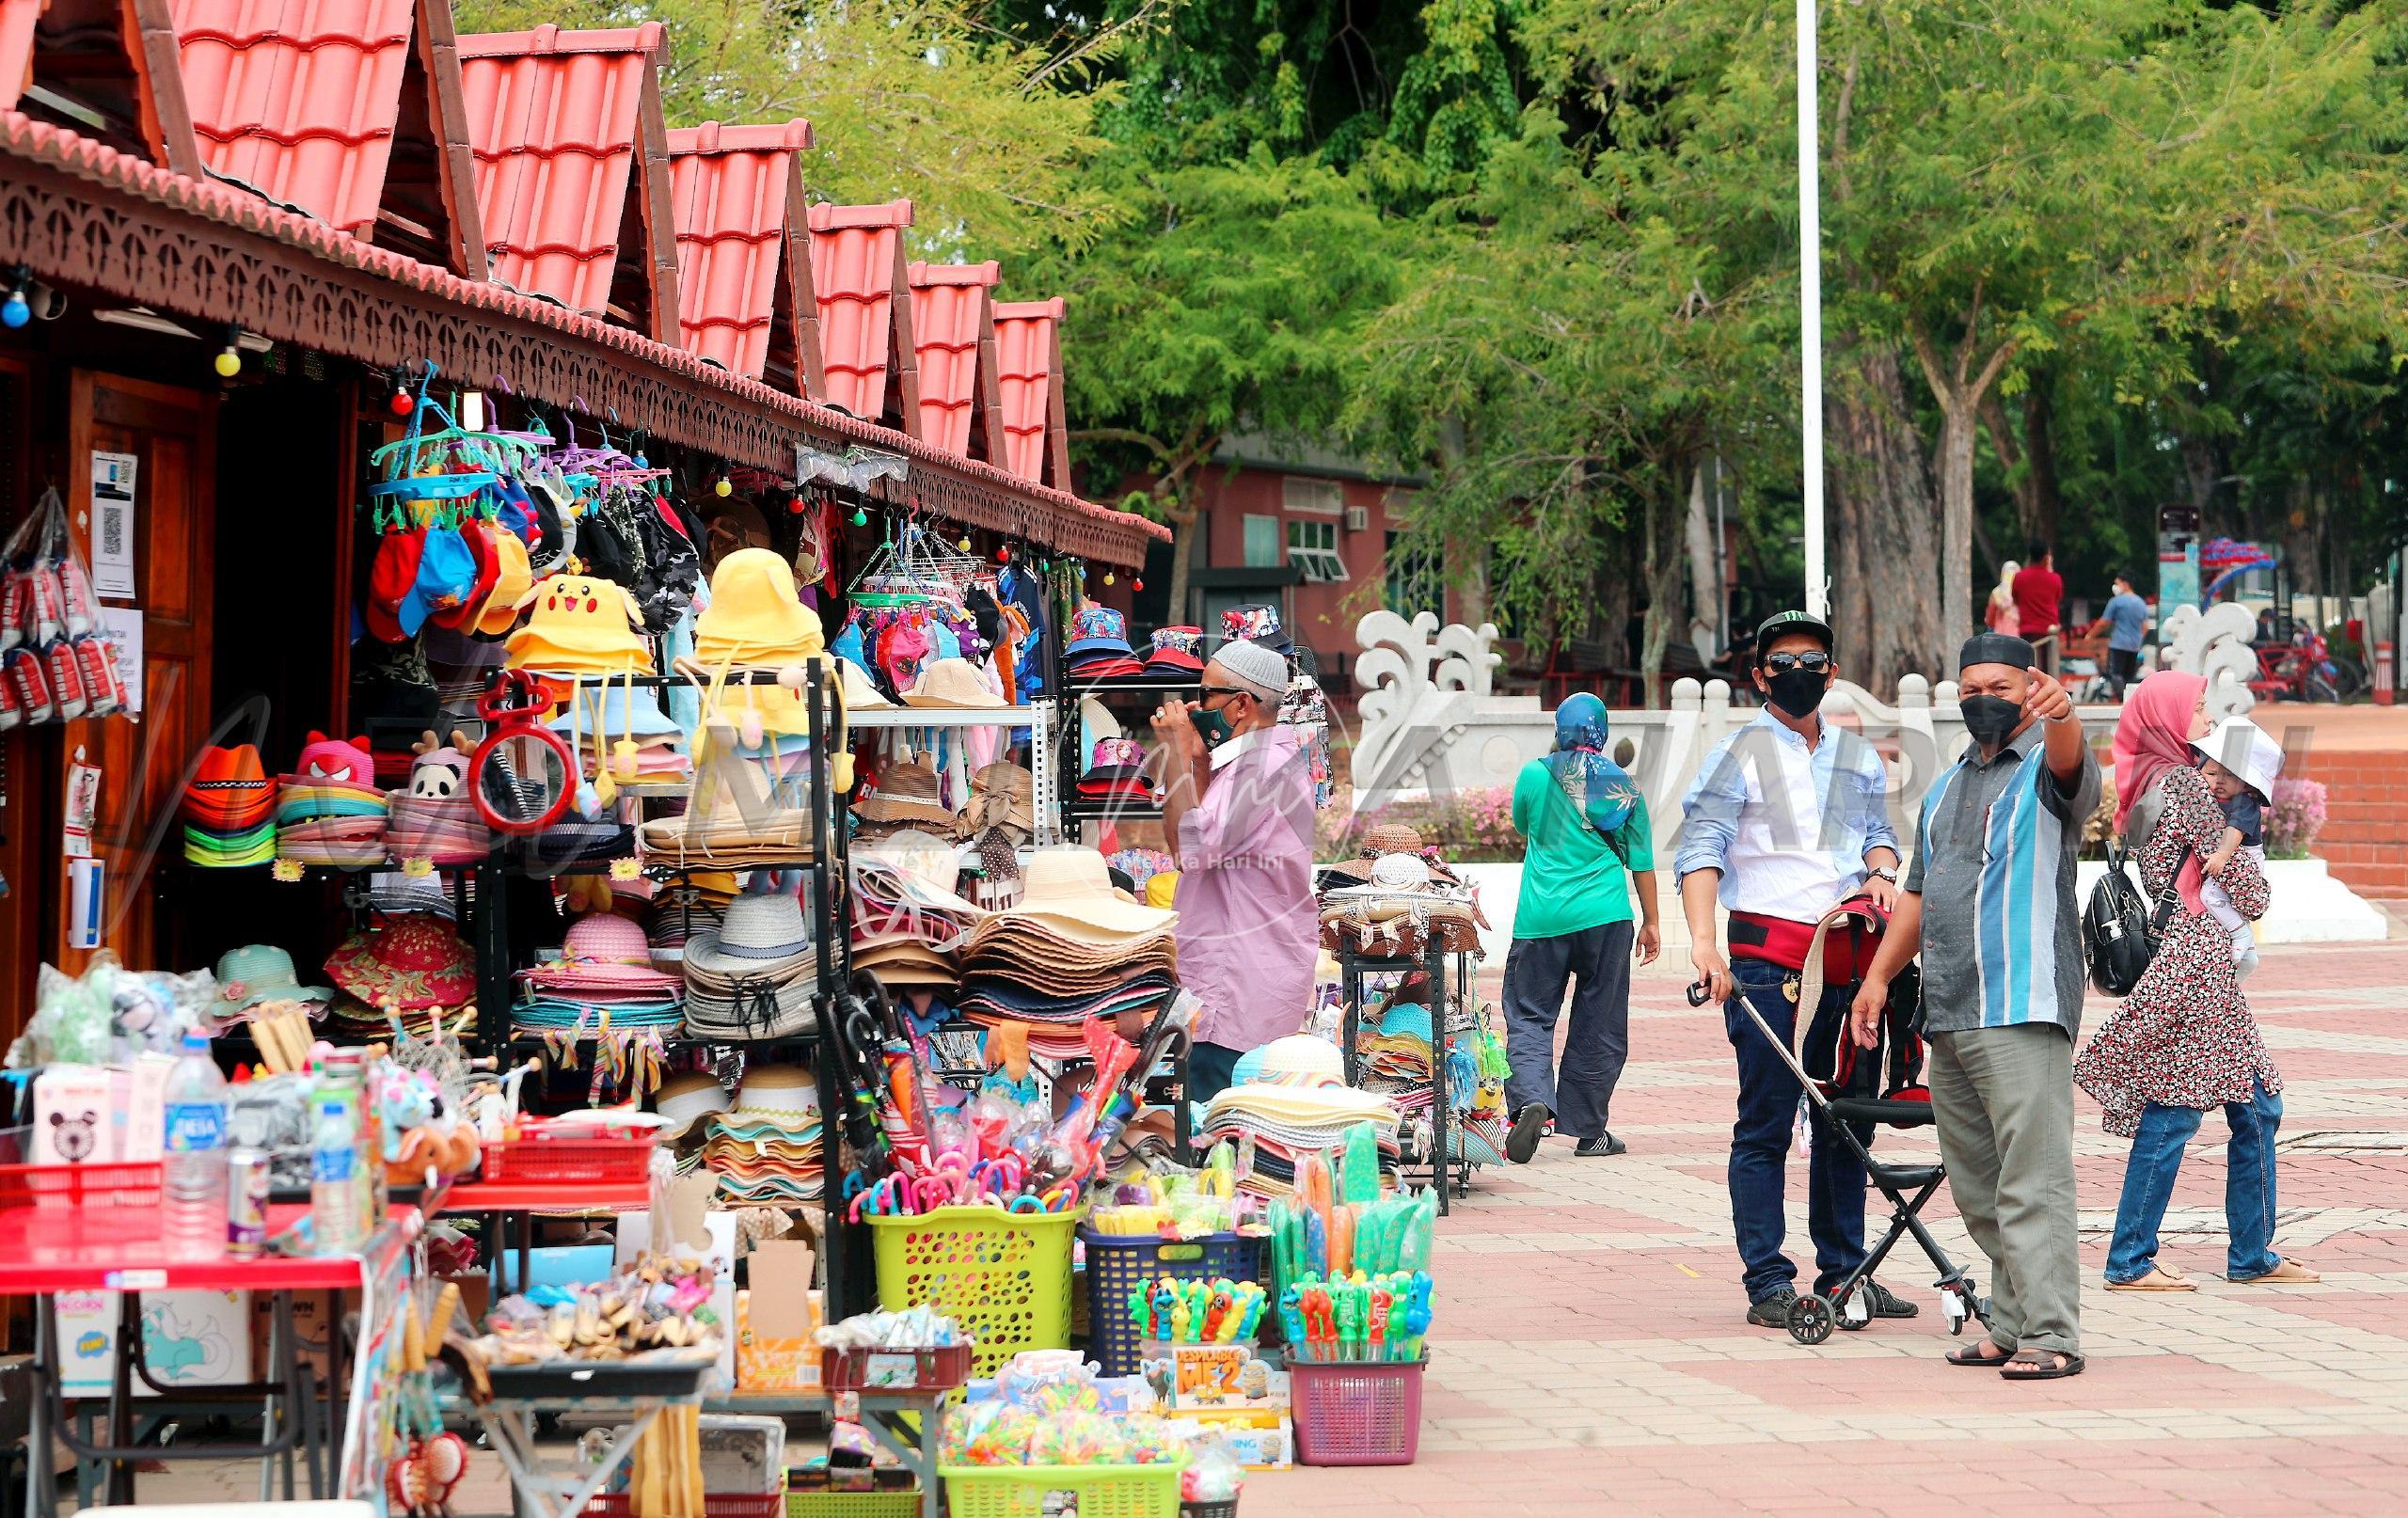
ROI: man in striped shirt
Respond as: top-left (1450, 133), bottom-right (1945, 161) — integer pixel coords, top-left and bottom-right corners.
top-left (1853, 632), bottom-right (2099, 1381)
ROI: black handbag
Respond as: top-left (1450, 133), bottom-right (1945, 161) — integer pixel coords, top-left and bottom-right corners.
top-left (2083, 835), bottom-right (2187, 996)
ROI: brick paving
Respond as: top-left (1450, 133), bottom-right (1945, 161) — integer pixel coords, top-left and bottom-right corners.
top-left (1249, 942), bottom-right (2408, 1517)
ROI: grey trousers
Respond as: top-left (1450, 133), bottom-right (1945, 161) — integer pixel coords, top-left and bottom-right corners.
top-left (1927, 1024), bottom-right (2083, 1357)
top-left (1501, 922), bottom-right (1633, 1141)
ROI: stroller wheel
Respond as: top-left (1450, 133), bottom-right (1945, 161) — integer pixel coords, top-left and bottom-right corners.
top-left (1786, 1292), bottom-right (1836, 1346)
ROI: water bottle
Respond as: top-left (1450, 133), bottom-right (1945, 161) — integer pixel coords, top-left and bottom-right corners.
top-left (162, 1032), bottom-right (229, 1260)
top-left (311, 1063), bottom-right (363, 1257)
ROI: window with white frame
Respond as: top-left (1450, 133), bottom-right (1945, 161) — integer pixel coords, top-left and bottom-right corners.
top-left (1281, 476), bottom-right (1344, 515)
top-left (1287, 517), bottom-right (1348, 582)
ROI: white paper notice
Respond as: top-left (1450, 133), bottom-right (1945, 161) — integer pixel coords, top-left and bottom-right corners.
top-left (100, 607), bottom-right (142, 716)
top-left (89, 451), bottom-right (137, 600)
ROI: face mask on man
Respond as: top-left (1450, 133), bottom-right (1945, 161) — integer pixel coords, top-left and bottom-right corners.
top-left (1190, 702), bottom-right (1234, 748)
top-left (1763, 668), bottom-right (1829, 720)
top-left (1960, 693), bottom-right (2023, 749)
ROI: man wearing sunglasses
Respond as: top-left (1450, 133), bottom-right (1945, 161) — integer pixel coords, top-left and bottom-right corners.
top-left (1676, 609), bottom-right (1914, 1331)
top-left (1150, 639), bottom-right (1319, 1106)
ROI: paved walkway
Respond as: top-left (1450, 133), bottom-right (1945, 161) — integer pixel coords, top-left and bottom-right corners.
top-left (1253, 942), bottom-right (2408, 1517)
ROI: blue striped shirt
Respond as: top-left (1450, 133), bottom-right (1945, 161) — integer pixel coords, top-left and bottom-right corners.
top-left (1905, 725), bottom-right (2101, 1036)
top-left (1674, 713), bottom-right (1899, 922)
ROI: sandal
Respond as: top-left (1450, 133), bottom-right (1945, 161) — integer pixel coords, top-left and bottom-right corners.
top-left (2105, 1265), bottom-right (2194, 1292)
top-left (2230, 1259), bottom-right (2321, 1285)
top-left (2000, 1347), bottom-right (2084, 1381)
top-left (1945, 1340), bottom-right (2012, 1368)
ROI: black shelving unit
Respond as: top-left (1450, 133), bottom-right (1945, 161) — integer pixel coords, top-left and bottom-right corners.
top-left (1055, 673), bottom-right (1198, 839)
top-left (1336, 939), bottom-right (1474, 1214)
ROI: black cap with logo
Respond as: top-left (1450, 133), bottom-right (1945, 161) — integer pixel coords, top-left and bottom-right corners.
top-left (1752, 609), bottom-right (1835, 658)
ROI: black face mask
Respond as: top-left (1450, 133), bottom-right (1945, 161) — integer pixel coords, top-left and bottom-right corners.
top-left (1764, 668), bottom-right (1829, 720)
top-left (1961, 693), bottom-right (2023, 749)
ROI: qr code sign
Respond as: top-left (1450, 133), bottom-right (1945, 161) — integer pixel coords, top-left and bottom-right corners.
top-left (101, 507), bottom-right (123, 559)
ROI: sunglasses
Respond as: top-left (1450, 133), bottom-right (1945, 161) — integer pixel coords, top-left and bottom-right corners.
top-left (1198, 685), bottom-right (1249, 702)
top-left (1761, 651), bottom-right (1832, 675)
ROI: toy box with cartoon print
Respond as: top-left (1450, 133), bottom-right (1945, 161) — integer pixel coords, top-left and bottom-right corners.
top-left (1140, 1342), bottom-right (1288, 1411)
top-left (57, 1289), bottom-right (252, 1397)
top-left (1165, 1407), bottom-right (1295, 1470)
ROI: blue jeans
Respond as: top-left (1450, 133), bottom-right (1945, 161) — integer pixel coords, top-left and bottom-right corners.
top-left (2104, 1079), bottom-right (2284, 1285)
top-left (1726, 958), bottom-right (1868, 1301)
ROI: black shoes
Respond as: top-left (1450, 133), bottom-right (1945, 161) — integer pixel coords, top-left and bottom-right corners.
top-left (1746, 1286), bottom-right (1799, 1328)
top-left (1573, 1132), bottom-right (1627, 1158)
top-left (1505, 1103), bottom-right (1549, 1164)
top-left (1854, 1279), bottom-right (1920, 1319)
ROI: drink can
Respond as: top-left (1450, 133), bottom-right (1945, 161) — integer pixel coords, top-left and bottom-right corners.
top-left (227, 1147), bottom-right (270, 1257)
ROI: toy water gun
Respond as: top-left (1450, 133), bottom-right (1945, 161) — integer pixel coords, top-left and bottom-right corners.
top-left (1278, 1283), bottom-right (1307, 1349)
top-left (1150, 1280), bottom-right (1180, 1342)
top-left (1234, 1281), bottom-right (1267, 1341)
top-left (1170, 1282), bottom-right (1194, 1344)
top-left (1301, 1286), bottom-right (1336, 1362)
top-left (1386, 1287), bottom-right (1412, 1361)
top-left (1333, 1279), bottom-right (1366, 1358)
top-left (1201, 1286), bottom-right (1234, 1343)
top-left (1400, 1272), bottom-right (1434, 1362)
top-left (1370, 1285), bottom-right (1392, 1359)
top-left (1129, 1284), bottom-right (1152, 1343)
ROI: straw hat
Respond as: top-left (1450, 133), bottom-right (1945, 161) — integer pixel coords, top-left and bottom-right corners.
top-left (323, 917), bottom-right (476, 1010)
top-left (840, 659), bottom-right (895, 711)
top-left (693, 549), bottom-right (823, 666)
top-left (505, 574), bottom-right (653, 676)
top-left (852, 756), bottom-right (961, 828)
top-left (727, 1064), bottom-right (818, 1122)
top-left (653, 1070), bottom-right (731, 1140)
top-left (529, 914), bottom-right (683, 989)
top-left (854, 830), bottom-right (985, 917)
top-left (1001, 847), bottom-right (1177, 942)
top-left (684, 892), bottom-right (816, 979)
top-left (1252, 1034), bottom-right (1347, 1086)
top-left (1323, 822), bottom-right (1458, 884)
top-left (214, 944), bottom-right (332, 1013)
top-left (905, 657), bottom-right (1005, 710)
top-left (967, 764), bottom-right (1036, 835)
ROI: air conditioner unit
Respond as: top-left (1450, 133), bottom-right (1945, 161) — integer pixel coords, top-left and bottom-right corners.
top-left (1343, 505), bottom-right (1369, 533)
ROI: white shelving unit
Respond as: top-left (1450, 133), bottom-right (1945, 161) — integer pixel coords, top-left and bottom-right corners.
top-left (847, 698), bottom-right (1057, 845)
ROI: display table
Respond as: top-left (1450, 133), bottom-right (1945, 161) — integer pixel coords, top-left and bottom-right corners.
top-left (1336, 941), bottom-right (1473, 1213)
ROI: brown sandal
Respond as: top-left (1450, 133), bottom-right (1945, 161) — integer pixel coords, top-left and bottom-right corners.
top-left (1945, 1341), bottom-right (2011, 1368)
top-left (2000, 1347), bottom-right (2084, 1380)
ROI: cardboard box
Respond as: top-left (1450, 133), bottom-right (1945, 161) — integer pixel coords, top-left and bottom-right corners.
top-left (736, 1238), bottom-right (823, 1391)
top-left (1143, 1344), bottom-right (1287, 1412)
top-left (60, 1289), bottom-right (252, 1397)
top-left (248, 1289), bottom-right (338, 1384)
top-left (1165, 1408), bottom-right (1292, 1470)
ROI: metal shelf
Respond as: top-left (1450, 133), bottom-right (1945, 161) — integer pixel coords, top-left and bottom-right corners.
top-left (850, 704), bottom-right (1044, 729)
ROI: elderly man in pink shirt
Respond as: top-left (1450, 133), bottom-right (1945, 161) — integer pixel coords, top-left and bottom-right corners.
top-left (1150, 638), bottom-right (1320, 1104)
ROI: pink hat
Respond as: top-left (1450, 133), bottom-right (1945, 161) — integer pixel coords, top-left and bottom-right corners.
top-left (524, 913), bottom-right (683, 990)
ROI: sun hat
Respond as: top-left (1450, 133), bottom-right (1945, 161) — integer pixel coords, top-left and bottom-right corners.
top-left (1323, 823), bottom-right (1458, 884)
top-left (1254, 1034), bottom-right (1346, 1085)
top-left (684, 892), bottom-right (816, 976)
top-left (999, 847), bottom-right (1178, 941)
top-left (366, 869), bottom-right (459, 920)
top-left (2194, 716), bottom-right (2284, 805)
top-left (1065, 606), bottom-right (1133, 657)
top-left (475, 527), bottom-right (535, 637)
top-left (183, 744), bottom-right (274, 829)
top-left (1146, 626), bottom-right (1205, 674)
top-left (693, 548), bottom-right (822, 665)
top-left (854, 830), bottom-right (987, 917)
top-left (548, 683), bottom-right (686, 745)
top-left (967, 763), bottom-right (1036, 835)
top-left (1219, 604), bottom-right (1291, 654)
top-left (852, 756), bottom-right (961, 828)
top-left (726, 1064), bottom-right (818, 1121)
top-left (651, 1070), bottom-right (731, 1140)
top-left (213, 944), bottom-right (333, 1013)
top-left (527, 913), bottom-right (683, 989)
top-left (840, 658), bottom-right (895, 711)
top-left (323, 917), bottom-right (476, 1009)
top-left (1210, 639), bottom-right (1290, 704)
top-left (1080, 736), bottom-right (1147, 783)
top-left (905, 657), bottom-right (1005, 710)
top-left (506, 573), bottom-right (654, 675)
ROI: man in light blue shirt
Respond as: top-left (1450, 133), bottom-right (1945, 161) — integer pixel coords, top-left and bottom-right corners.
top-left (2095, 574), bottom-right (2151, 700)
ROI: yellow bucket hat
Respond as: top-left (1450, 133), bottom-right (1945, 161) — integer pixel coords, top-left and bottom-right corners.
top-left (504, 573), bottom-right (654, 675)
top-left (476, 528), bottom-right (535, 637)
top-left (694, 549), bottom-right (824, 666)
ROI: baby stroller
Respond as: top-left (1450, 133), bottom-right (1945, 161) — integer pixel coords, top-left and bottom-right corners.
top-left (1690, 894), bottom-right (1993, 1346)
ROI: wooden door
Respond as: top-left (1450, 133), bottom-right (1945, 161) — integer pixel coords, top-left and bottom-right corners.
top-left (56, 372), bottom-right (216, 972)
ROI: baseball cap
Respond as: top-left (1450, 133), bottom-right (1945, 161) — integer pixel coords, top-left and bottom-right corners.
top-left (1753, 609), bottom-right (1834, 657)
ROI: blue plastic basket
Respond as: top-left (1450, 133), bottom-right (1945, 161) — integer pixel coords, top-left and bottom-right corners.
top-left (1082, 1229), bottom-right (1264, 1376)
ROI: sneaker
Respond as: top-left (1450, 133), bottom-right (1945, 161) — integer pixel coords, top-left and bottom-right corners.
top-left (1746, 1286), bottom-right (1798, 1328)
top-left (1855, 1279), bottom-right (1920, 1320)
top-left (1505, 1102), bottom-right (1549, 1164)
top-left (1572, 1132), bottom-right (1627, 1158)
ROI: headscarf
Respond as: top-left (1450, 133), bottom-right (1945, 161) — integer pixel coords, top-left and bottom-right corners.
top-left (2112, 670), bottom-right (2208, 913)
top-left (1545, 693), bottom-right (1640, 837)
top-left (1989, 560), bottom-right (2020, 609)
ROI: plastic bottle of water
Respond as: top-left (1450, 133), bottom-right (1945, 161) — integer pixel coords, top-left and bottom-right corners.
top-left (311, 1063), bottom-right (363, 1257)
top-left (161, 1032), bottom-right (230, 1260)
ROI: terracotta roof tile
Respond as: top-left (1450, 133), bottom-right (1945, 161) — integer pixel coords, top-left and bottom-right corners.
top-left (666, 118), bottom-right (811, 383)
top-left (457, 22), bottom-right (661, 314)
top-left (166, 0), bottom-right (414, 233)
top-left (905, 260), bottom-right (996, 458)
top-left (0, 0), bottom-right (44, 112)
top-left (993, 296), bottom-right (1069, 487)
top-left (805, 198), bottom-right (917, 426)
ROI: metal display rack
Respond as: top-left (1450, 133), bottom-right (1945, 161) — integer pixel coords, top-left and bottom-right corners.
top-left (1054, 676), bottom-right (1196, 838)
top-left (1335, 939), bottom-right (1477, 1214)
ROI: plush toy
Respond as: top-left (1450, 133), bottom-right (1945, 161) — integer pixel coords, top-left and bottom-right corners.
top-left (372, 1067), bottom-right (437, 1162)
top-left (294, 731), bottom-right (375, 786)
top-left (407, 729), bottom-right (474, 799)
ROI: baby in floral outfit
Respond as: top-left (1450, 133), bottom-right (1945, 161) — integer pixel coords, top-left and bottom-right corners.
top-left (2196, 717), bottom-right (2282, 983)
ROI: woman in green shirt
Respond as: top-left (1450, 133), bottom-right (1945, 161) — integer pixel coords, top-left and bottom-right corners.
top-left (1503, 693), bottom-right (1661, 1162)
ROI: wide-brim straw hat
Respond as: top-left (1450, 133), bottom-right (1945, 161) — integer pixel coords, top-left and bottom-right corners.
top-left (852, 756), bottom-right (961, 827)
top-left (992, 846), bottom-right (1177, 942)
top-left (854, 830), bottom-right (987, 918)
top-left (967, 763), bottom-right (1036, 834)
top-left (653, 1070), bottom-right (731, 1140)
top-left (904, 657), bottom-right (1005, 710)
top-left (213, 944), bottom-right (333, 1013)
top-left (683, 892), bottom-right (816, 978)
top-left (1323, 822), bottom-right (1459, 884)
top-left (527, 913), bottom-right (685, 991)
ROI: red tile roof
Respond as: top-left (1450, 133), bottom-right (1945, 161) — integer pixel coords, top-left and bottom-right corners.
top-left (805, 198), bottom-right (918, 428)
top-left (456, 22), bottom-right (664, 317)
top-left (666, 118), bottom-right (812, 384)
top-left (166, 0), bottom-right (415, 235)
top-left (993, 296), bottom-right (1069, 488)
top-left (0, 0), bottom-right (44, 112)
top-left (906, 260), bottom-right (997, 459)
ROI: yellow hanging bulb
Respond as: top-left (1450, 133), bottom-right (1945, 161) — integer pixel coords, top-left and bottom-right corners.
top-left (1104, 572), bottom-right (1117, 586)
top-left (715, 477), bottom-right (733, 498)
top-left (958, 535), bottom-right (973, 552)
top-left (214, 346), bottom-right (241, 378)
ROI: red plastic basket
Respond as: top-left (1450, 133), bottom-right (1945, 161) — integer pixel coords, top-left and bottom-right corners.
top-left (1289, 1357), bottom-right (1425, 1467)
top-left (0, 1162), bottom-right (162, 1210)
top-left (586, 1495), bottom-right (782, 1518)
top-left (821, 1343), bottom-right (974, 1393)
top-left (481, 1130), bottom-right (657, 1185)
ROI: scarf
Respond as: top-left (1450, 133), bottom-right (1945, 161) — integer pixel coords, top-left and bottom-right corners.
top-left (1544, 693), bottom-right (1639, 838)
top-left (2111, 671), bottom-right (2208, 913)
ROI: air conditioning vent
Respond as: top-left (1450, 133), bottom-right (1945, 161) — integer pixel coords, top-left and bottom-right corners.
top-left (1344, 505), bottom-right (1369, 533)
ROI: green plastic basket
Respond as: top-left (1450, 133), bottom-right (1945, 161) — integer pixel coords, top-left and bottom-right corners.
top-left (942, 1460), bottom-right (1185, 1518)
top-left (784, 1489), bottom-right (920, 1518)
top-left (866, 1205), bottom-right (1080, 1377)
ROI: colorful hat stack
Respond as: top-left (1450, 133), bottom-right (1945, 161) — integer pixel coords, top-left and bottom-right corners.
top-left (550, 682), bottom-right (692, 785)
top-left (321, 915), bottom-right (478, 1037)
top-left (645, 885), bottom-right (723, 967)
top-left (1076, 736), bottom-right (1152, 804)
top-left (851, 755), bottom-right (964, 836)
top-left (700, 1065), bottom-right (824, 1203)
top-left (1145, 625), bottom-right (1206, 681)
top-left (386, 735), bottom-right (492, 865)
top-left (850, 833), bottom-right (988, 989)
top-left (182, 744), bottom-right (277, 866)
top-left (955, 847), bottom-right (1180, 1058)
top-left (1064, 606), bottom-right (1143, 683)
top-left (1197, 1035), bottom-right (1402, 1196)
top-left (276, 733), bottom-right (389, 868)
top-left (682, 890), bottom-right (819, 1040)
top-left (515, 913), bottom-right (686, 1034)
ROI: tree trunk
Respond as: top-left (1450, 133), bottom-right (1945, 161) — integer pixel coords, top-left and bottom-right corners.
top-left (1936, 401), bottom-right (1978, 638)
top-left (2021, 379), bottom-right (2062, 550)
top-left (1163, 495), bottom-right (1200, 625)
top-left (1826, 336), bottom-right (1944, 689)
top-left (1684, 460), bottom-right (1718, 661)
top-left (1639, 464), bottom-right (1694, 709)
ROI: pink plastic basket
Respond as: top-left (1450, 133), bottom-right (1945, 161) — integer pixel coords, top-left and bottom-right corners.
top-left (1289, 1357), bottom-right (1425, 1466)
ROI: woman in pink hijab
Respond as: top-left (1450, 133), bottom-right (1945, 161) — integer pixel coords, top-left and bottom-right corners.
top-left (2075, 672), bottom-right (2312, 1289)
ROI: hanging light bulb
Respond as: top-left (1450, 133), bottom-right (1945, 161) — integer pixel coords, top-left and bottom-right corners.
top-left (850, 507), bottom-right (869, 527)
top-left (995, 546), bottom-right (1010, 565)
top-left (1, 269), bottom-right (31, 330)
top-left (214, 325), bottom-right (243, 379)
top-left (715, 476), bottom-right (733, 498)
top-left (1103, 572), bottom-right (1117, 586)
top-left (958, 535), bottom-right (973, 553)
top-left (1133, 577), bottom-right (1145, 593)
top-left (389, 372), bottom-right (413, 416)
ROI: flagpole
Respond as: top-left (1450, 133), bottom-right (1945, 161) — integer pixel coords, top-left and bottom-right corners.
top-left (1798, 0), bottom-right (1826, 620)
